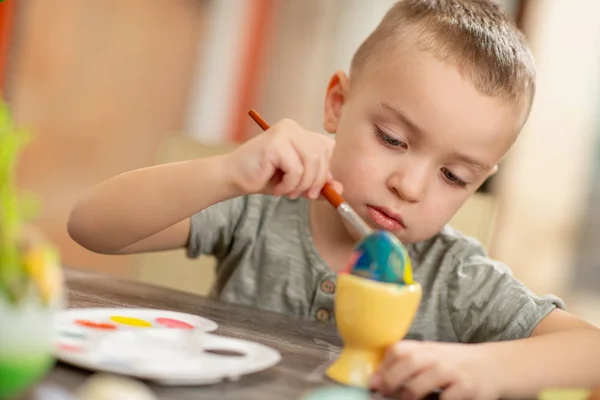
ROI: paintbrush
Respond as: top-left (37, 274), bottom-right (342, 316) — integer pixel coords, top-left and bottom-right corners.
top-left (248, 109), bottom-right (373, 238)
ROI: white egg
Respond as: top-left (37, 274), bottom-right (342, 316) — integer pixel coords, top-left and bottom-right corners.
top-left (76, 373), bottom-right (157, 400)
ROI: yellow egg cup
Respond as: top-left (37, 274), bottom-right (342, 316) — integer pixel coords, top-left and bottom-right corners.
top-left (326, 274), bottom-right (422, 388)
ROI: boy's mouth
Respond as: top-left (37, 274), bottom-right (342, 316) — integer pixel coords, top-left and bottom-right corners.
top-left (366, 206), bottom-right (406, 232)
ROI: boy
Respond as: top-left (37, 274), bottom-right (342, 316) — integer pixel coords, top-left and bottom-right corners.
top-left (68, 0), bottom-right (600, 398)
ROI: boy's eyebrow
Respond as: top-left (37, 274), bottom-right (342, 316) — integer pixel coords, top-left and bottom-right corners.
top-left (380, 101), bottom-right (492, 172)
top-left (380, 101), bottom-right (425, 137)
top-left (452, 153), bottom-right (492, 172)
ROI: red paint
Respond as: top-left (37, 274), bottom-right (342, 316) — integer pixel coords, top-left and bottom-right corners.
top-left (155, 317), bottom-right (194, 329)
top-left (75, 319), bottom-right (117, 330)
top-left (59, 343), bottom-right (83, 352)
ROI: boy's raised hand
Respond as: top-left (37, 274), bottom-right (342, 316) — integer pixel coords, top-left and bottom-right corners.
top-left (225, 118), bottom-right (343, 200)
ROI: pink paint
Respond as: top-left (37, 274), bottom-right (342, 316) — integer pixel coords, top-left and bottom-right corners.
top-left (59, 343), bottom-right (83, 352)
top-left (155, 317), bottom-right (194, 329)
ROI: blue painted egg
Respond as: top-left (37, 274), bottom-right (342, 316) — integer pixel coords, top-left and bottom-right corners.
top-left (349, 230), bottom-right (413, 285)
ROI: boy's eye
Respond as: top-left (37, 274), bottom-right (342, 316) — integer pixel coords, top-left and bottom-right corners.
top-left (374, 126), bottom-right (407, 149)
top-left (441, 167), bottom-right (467, 188)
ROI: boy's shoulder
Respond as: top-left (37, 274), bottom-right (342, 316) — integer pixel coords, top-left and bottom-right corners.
top-left (408, 225), bottom-right (566, 342)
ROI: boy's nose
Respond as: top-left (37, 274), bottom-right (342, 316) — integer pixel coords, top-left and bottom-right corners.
top-left (388, 167), bottom-right (427, 203)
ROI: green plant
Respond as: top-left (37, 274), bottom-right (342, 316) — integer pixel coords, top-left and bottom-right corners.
top-left (0, 99), bottom-right (40, 305)
top-left (0, 98), bottom-right (61, 400)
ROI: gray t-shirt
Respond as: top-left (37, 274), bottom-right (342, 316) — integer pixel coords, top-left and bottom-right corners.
top-left (187, 194), bottom-right (565, 343)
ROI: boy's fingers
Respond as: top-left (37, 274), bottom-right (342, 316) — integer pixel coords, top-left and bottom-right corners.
top-left (273, 143), bottom-right (303, 196)
top-left (290, 153), bottom-right (318, 199)
top-left (380, 341), bottom-right (422, 370)
top-left (307, 153), bottom-right (330, 199)
top-left (380, 360), bottom-right (414, 396)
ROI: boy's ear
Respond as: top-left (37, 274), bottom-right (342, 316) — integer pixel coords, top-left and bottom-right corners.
top-left (323, 71), bottom-right (350, 135)
top-left (481, 165), bottom-right (499, 186)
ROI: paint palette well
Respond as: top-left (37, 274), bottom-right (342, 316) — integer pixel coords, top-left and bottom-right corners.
top-left (54, 307), bottom-right (218, 334)
top-left (53, 308), bottom-right (218, 355)
top-left (52, 308), bottom-right (282, 385)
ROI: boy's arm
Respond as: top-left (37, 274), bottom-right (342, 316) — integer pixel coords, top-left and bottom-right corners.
top-left (69, 118), bottom-right (338, 255)
top-left (68, 154), bottom-right (241, 254)
top-left (370, 310), bottom-right (600, 399)
top-left (488, 309), bottom-right (600, 398)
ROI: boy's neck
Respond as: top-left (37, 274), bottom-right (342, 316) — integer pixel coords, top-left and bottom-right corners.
top-left (309, 200), bottom-right (358, 272)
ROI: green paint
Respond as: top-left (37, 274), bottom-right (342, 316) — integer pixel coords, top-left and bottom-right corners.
top-left (0, 353), bottom-right (55, 398)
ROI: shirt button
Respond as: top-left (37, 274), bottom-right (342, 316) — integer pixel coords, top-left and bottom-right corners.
top-left (316, 308), bottom-right (330, 322)
top-left (320, 279), bottom-right (336, 294)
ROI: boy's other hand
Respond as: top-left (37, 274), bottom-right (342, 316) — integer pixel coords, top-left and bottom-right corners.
top-left (370, 340), bottom-right (500, 400)
top-left (225, 118), bottom-right (342, 200)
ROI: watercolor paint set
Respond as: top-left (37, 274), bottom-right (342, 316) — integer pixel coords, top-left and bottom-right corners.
top-left (52, 308), bottom-right (281, 385)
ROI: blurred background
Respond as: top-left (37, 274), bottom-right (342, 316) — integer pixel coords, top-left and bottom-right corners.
top-left (1, 0), bottom-right (600, 326)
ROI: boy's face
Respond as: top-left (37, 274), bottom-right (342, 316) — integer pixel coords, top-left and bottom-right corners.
top-left (324, 48), bottom-right (523, 244)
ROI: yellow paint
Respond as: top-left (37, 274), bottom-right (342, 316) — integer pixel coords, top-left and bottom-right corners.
top-left (402, 255), bottom-right (414, 284)
top-left (110, 316), bottom-right (152, 327)
top-left (538, 389), bottom-right (590, 400)
top-left (326, 274), bottom-right (422, 388)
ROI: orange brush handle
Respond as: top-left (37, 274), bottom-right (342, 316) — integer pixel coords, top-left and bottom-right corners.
top-left (248, 109), bottom-right (343, 208)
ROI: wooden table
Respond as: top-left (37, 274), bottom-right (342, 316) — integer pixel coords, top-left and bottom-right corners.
top-left (27, 267), bottom-right (401, 400)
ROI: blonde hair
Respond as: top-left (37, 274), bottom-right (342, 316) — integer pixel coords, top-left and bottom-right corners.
top-left (351, 0), bottom-right (535, 109)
